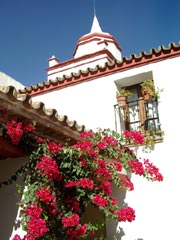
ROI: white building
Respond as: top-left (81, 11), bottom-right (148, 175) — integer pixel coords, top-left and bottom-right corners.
top-left (2, 14), bottom-right (180, 240)
top-left (0, 72), bottom-right (25, 90)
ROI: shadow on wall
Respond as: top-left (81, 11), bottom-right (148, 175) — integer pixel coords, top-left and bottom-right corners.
top-left (82, 204), bottom-right (106, 239)
top-left (106, 182), bottom-right (127, 240)
top-left (0, 157), bottom-right (27, 240)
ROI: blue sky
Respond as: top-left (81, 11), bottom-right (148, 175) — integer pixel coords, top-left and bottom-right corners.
top-left (0, 0), bottom-right (180, 86)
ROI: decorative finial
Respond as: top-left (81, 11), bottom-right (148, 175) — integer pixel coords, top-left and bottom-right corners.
top-left (90, 0), bottom-right (102, 33)
top-left (93, 0), bottom-right (96, 16)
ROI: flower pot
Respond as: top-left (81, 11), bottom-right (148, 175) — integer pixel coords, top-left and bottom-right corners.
top-left (118, 167), bottom-right (128, 178)
top-left (116, 95), bottom-right (127, 108)
top-left (142, 87), bottom-right (153, 102)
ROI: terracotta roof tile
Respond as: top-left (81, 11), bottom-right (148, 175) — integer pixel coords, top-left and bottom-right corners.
top-left (20, 41), bottom-right (180, 96)
top-left (0, 86), bottom-right (85, 143)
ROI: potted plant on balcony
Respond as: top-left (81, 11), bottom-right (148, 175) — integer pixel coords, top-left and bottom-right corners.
top-left (116, 88), bottom-right (134, 108)
top-left (140, 80), bottom-right (162, 102)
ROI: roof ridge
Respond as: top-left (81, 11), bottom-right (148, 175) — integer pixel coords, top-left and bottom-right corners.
top-left (20, 41), bottom-right (180, 96)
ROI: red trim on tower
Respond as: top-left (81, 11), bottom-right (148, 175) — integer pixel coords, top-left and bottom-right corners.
top-left (47, 56), bottom-right (112, 77)
top-left (46, 49), bottom-right (116, 72)
top-left (73, 32), bottom-right (121, 56)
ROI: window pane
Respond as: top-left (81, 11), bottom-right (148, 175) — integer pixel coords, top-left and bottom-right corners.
top-left (144, 99), bottom-right (161, 133)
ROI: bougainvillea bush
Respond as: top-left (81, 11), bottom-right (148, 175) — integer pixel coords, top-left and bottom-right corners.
top-left (1, 120), bottom-right (163, 240)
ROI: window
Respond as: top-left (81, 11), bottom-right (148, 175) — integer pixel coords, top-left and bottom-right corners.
top-left (114, 83), bottom-right (162, 138)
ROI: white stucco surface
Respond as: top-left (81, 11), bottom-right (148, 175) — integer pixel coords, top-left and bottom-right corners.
top-left (0, 156), bottom-right (28, 240)
top-left (33, 55), bottom-right (180, 240)
top-left (0, 72), bottom-right (25, 90)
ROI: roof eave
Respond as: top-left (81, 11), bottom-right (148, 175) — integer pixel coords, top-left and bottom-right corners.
top-left (0, 86), bottom-right (85, 145)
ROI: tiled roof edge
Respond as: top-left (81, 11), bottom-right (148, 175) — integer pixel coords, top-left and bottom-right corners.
top-left (0, 86), bottom-right (85, 141)
top-left (20, 41), bottom-right (180, 95)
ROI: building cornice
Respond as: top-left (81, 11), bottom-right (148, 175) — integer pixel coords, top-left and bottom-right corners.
top-left (21, 42), bottom-right (180, 96)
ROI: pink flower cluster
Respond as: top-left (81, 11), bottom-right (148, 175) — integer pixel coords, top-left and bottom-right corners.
top-left (48, 141), bottom-right (62, 153)
top-left (111, 197), bottom-right (118, 206)
top-left (116, 206), bottom-right (136, 222)
top-left (103, 135), bottom-right (118, 146)
top-left (62, 214), bottom-right (80, 227)
top-left (26, 204), bottom-right (49, 239)
top-left (113, 162), bottom-right (123, 172)
top-left (92, 194), bottom-right (108, 207)
top-left (101, 180), bottom-right (112, 195)
top-left (7, 120), bottom-right (35, 145)
top-left (120, 176), bottom-right (134, 191)
top-left (96, 141), bottom-right (107, 150)
top-left (73, 141), bottom-right (98, 158)
top-left (36, 186), bottom-right (56, 215)
top-left (80, 130), bottom-right (94, 139)
top-left (79, 156), bottom-right (87, 167)
top-left (7, 120), bottom-right (23, 145)
top-left (95, 159), bottom-right (112, 180)
top-left (123, 130), bottom-right (144, 145)
top-left (11, 128), bottom-right (164, 239)
top-left (128, 159), bottom-right (145, 175)
top-left (13, 204), bottom-right (49, 240)
top-left (144, 159), bottom-right (163, 181)
top-left (65, 178), bottom-right (94, 190)
top-left (23, 123), bottom-right (36, 133)
top-left (36, 156), bottom-right (62, 181)
top-left (66, 224), bottom-right (87, 240)
top-left (12, 235), bottom-right (24, 240)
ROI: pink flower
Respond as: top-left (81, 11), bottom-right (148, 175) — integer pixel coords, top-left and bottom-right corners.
top-left (37, 137), bottom-right (46, 144)
top-left (62, 214), bottom-right (80, 227)
top-left (66, 224), bottom-right (87, 239)
top-left (123, 130), bottom-right (144, 144)
top-left (7, 120), bottom-right (23, 145)
top-left (95, 159), bottom-right (112, 180)
top-left (23, 123), bottom-right (35, 133)
top-left (113, 162), bottom-right (123, 172)
top-left (79, 157), bottom-right (87, 167)
top-left (128, 159), bottom-right (145, 175)
top-left (80, 130), bottom-right (94, 139)
top-left (36, 156), bottom-right (62, 181)
top-left (92, 194), bottom-right (108, 207)
top-left (103, 135), bottom-right (118, 146)
top-left (27, 218), bottom-right (49, 238)
top-left (48, 141), bottom-right (62, 153)
top-left (12, 235), bottom-right (22, 240)
top-left (73, 141), bottom-right (98, 158)
top-left (65, 178), bottom-right (94, 190)
top-left (120, 176), bottom-right (134, 191)
top-left (117, 207), bottom-right (136, 222)
top-left (101, 180), bottom-right (112, 195)
top-left (111, 197), bottom-right (118, 206)
top-left (36, 186), bottom-right (56, 207)
top-left (144, 159), bottom-right (163, 181)
top-left (25, 204), bottom-right (42, 218)
top-left (97, 141), bottom-right (106, 150)
top-left (78, 178), bottom-right (94, 189)
top-left (25, 204), bottom-right (49, 238)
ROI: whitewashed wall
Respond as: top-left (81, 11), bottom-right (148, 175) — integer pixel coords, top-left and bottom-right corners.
top-left (33, 55), bottom-right (180, 240)
top-left (0, 72), bottom-right (24, 90)
top-left (0, 156), bottom-right (28, 240)
top-left (33, 75), bottom-right (118, 131)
